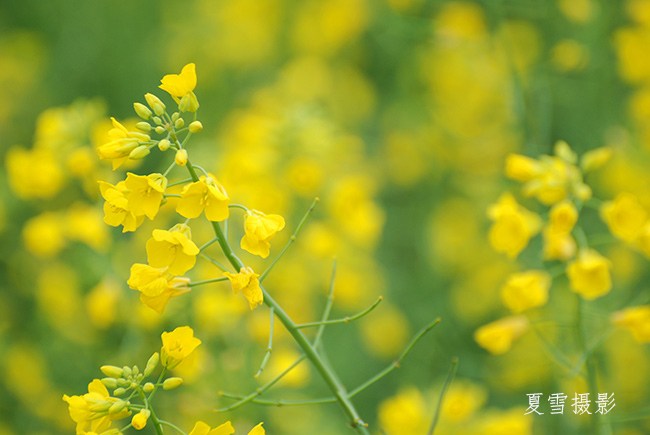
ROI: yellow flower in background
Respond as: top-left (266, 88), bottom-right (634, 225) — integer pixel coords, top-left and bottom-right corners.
top-left (124, 173), bottom-right (167, 219)
top-left (97, 117), bottom-right (150, 170)
top-left (159, 63), bottom-right (197, 99)
top-left (474, 315), bottom-right (529, 355)
top-left (378, 387), bottom-right (429, 435)
top-left (223, 266), bottom-right (263, 309)
top-left (601, 192), bottom-right (647, 243)
top-left (543, 200), bottom-right (578, 261)
top-left (6, 146), bottom-right (64, 199)
top-left (612, 305), bottom-right (650, 343)
top-left (487, 193), bottom-right (541, 258)
top-left (146, 224), bottom-right (199, 275)
top-left (127, 263), bottom-right (190, 313)
top-left (567, 249), bottom-right (612, 300)
top-left (188, 420), bottom-right (264, 435)
top-left (504, 153), bottom-right (540, 182)
top-left (581, 147), bottom-right (613, 172)
top-left (161, 326), bottom-right (202, 369)
top-left (549, 200), bottom-right (578, 233)
top-left (98, 180), bottom-right (145, 232)
top-left (177, 175), bottom-right (230, 222)
top-left (241, 209), bottom-right (285, 258)
top-left (62, 379), bottom-right (129, 434)
top-left (131, 409), bottom-right (150, 430)
top-left (500, 270), bottom-right (551, 313)
top-left (22, 212), bottom-right (66, 257)
top-left (440, 380), bottom-right (487, 423)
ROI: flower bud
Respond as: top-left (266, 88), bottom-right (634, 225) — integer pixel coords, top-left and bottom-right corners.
top-left (122, 366), bottom-right (132, 378)
top-left (135, 122), bottom-right (152, 133)
top-left (179, 92), bottom-right (200, 113)
top-left (100, 365), bottom-right (124, 378)
top-left (108, 400), bottom-right (128, 415)
top-left (132, 409), bottom-right (151, 430)
top-left (143, 382), bottom-right (155, 393)
top-left (144, 352), bottom-right (160, 377)
top-left (117, 378), bottom-right (130, 388)
top-left (152, 116), bottom-right (163, 126)
top-left (155, 126), bottom-right (165, 135)
top-left (189, 121), bottom-right (203, 133)
top-left (113, 387), bottom-right (127, 396)
top-left (133, 102), bottom-right (152, 120)
top-left (145, 93), bottom-right (166, 116)
top-left (89, 401), bottom-right (112, 412)
top-left (129, 145), bottom-right (150, 160)
top-left (175, 149), bottom-right (188, 166)
top-left (174, 118), bottom-right (185, 129)
top-left (157, 139), bottom-right (171, 152)
top-left (171, 112), bottom-right (180, 122)
top-left (162, 377), bottom-right (184, 390)
top-left (101, 377), bottom-right (118, 389)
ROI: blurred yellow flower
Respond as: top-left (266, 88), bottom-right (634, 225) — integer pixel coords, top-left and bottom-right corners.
top-left (131, 409), bottom-right (150, 430)
top-left (97, 117), bottom-right (150, 170)
top-left (188, 420), bottom-right (264, 435)
top-left (98, 180), bottom-right (145, 232)
top-left (127, 263), bottom-right (190, 313)
top-left (177, 174), bottom-right (230, 222)
top-left (504, 153), bottom-right (540, 182)
top-left (224, 266), bottom-right (263, 309)
top-left (581, 147), bottom-right (613, 172)
top-left (487, 193), bottom-right (541, 258)
top-left (124, 172), bottom-right (167, 219)
top-left (241, 209), bottom-right (285, 258)
top-left (440, 380), bottom-right (487, 423)
top-left (146, 224), bottom-right (199, 275)
top-left (378, 387), bottom-right (429, 435)
top-left (566, 249), bottom-right (612, 300)
top-left (161, 326), bottom-right (202, 369)
top-left (543, 200), bottom-right (578, 260)
top-left (500, 270), bottom-right (551, 313)
top-left (6, 146), bottom-right (64, 199)
top-left (474, 315), bottom-right (529, 355)
top-left (601, 192), bottom-right (647, 243)
top-left (549, 200), bottom-right (578, 233)
top-left (22, 212), bottom-right (66, 257)
top-left (612, 305), bottom-right (650, 343)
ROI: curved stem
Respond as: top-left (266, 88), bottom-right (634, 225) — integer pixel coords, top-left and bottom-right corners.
top-left (296, 297), bottom-right (383, 329)
top-left (428, 357), bottom-right (459, 435)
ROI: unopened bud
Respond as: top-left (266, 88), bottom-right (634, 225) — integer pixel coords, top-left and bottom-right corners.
top-left (122, 366), bottom-right (132, 378)
top-left (135, 122), bottom-right (151, 132)
top-left (144, 352), bottom-right (160, 376)
top-left (143, 382), bottom-right (155, 393)
top-left (113, 387), bottom-right (127, 396)
top-left (132, 409), bottom-right (151, 430)
top-left (152, 116), bottom-right (163, 126)
top-left (171, 112), bottom-right (180, 122)
top-left (117, 378), bottom-right (130, 388)
top-left (144, 93), bottom-right (166, 116)
top-left (100, 365), bottom-right (123, 378)
top-left (101, 377), bottom-right (118, 389)
top-left (179, 91), bottom-right (200, 112)
top-left (162, 377), bottom-right (184, 390)
top-left (108, 400), bottom-right (128, 415)
top-left (133, 102), bottom-right (152, 120)
top-left (89, 401), bottom-right (112, 412)
top-left (155, 126), bottom-right (165, 135)
top-left (129, 145), bottom-right (150, 160)
top-left (175, 149), bottom-right (188, 167)
top-left (157, 139), bottom-right (171, 152)
top-left (174, 118), bottom-right (185, 129)
top-left (189, 121), bottom-right (203, 133)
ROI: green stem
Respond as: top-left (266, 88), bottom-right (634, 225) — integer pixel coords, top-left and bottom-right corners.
top-left (255, 307), bottom-right (275, 378)
top-left (576, 297), bottom-right (604, 435)
top-left (189, 276), bottom-right (228, 287)
top-left (428, 357), bottom-right (459, 435)
top-left (296, 297), bottom-right (383, 329)
top-left (159, 419), bottom-right (188, 435)
top-left (185, 162), bottom-right (369, 433)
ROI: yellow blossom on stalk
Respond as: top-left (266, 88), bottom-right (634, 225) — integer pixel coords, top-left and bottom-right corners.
top-left (549, 200), bottom-right (578, 233)
top-left (159, 63), bottom-right (199, 111)
top-left (612, 305), bottom-right (650, 343)
top-left (581, 147), bottom-right (613, 172)
top-left (160, 326), bottom-right (202, 369)
top-left (62, 379), bottom-right (129, 434)
top-left (98, 181), bottom-right (144, 232)
top-left (146, 224), bottom-right (199, 275)
top-left (241, 209), bottom-right (286, 258)
top-left (504, 153), bottom-right (540, 182)
top-left (131, 409), bottom-right (150, 430)
top-left (566, 249), bottom-right (612, 300)
top-left (378, 387), bottom-right (429, 435)
top-left (97, 117), bottom-right (150, 170)
top-left (474, 315), bottom-right (529, 355)
top-left (176, 174), bottom-right (230, 221)
top-left (6, 146), bottom-right (64, 199)
top-left (223, 266), bottom-right (263, 309)
top-left (500, 270), bottom-right (551, 313)
top-left (124, 173), bottom-right (167, 219)
top-left (127, 264), bottom-right (190, 313)
top-left (601, 192), bottom-right (647, 243)
top-left (188, 420), bottom-right (264, 435)
top-left (487, 193), bottom-right (541, 258)
top-left (543, 200), bottom-right (578, 261)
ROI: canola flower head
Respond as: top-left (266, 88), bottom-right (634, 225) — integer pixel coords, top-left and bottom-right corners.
top-left (566, 249), bottom-right (612, 300)
top-left (146, 224), bottom-right (199, 275)
top-left (124, 173), bottom-right (167, 220)
top-left (97, 117), bottom-right (150, 170)
top-left (223, 266), bottom-right (263, 309)
top-left (160, 326), bottom-right (202, 369)
top-left (487, 193), bottom-right (541, 258)
top-left (128, 263), bottom-right (190, 313)
top-left (241, 209), bottom-right (286, 258)
top-left (159, 63), bottom-right (199, 111)
top-left (176, 174), bottom-right (230, 222)
top-left (474, 315), bottom-right (529, 355)
top-left (612, 305), bottom-right (650, 343)
top-left (500, 270), bottom-right (551, 313)
top-left (601, 192), bottom-right (647, 243)
top-left (62, 379), bottom-right (130, 434)
top-left (98, 180), bottom-right (145, 232)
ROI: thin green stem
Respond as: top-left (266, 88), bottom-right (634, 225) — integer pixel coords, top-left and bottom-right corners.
top-left (296, 297), bottom-right (383, 329)
top-left (219, 392), bottom-right (337, 407)
top-left (577, 296), bottom-right (605, 435)
top-left (428, 357), bottom-right (459, 435)
top-left (159, 419), bottom-right (188, 435)
top-left (163, 161), bottom-right (176, 177)
top-left (259, 197), bottom-right (320, 282)
top-left (199, 237), bottom-right (219, 252)
top-left (164, 193), bottom-right (181, 198)
top-left (228, 203), bottom-right (249, 212)
top-left (199, 253), bottom-right (230, 272)
top-left (148, 407), bottom-right (165, 435)
top-left (189, 276), bottom-right (228, 287)
top-left (350, 318), bottom-right (441, 397)
top-left (167, 177), bottom-right (193, 187)
top-left (255, 307), bottom-right (275, 378)
top-left (314, 260), bottom-right (337, 349)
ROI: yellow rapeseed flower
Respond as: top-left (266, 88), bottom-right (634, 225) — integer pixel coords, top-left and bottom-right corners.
top-left (127, 263), bottom-right (190, 313)
top-left (500, 270), bottom-right (551, 313)
top-left (176, 175), bottom-right (230, 222)
top-left (146, 224), bottom-right (199, 275)
top-left (601, 192), bottom-right (647, 243)
top-left (487, 193), bottom-right (541, 258)
top-left (98, 181), bottom-right (145, 232)
top-left (566, 249), bottom-right (612, 300)
top-left (188, 420), bottom-right (264, 435)
top-left (62, 379), bottom-right (129, 434)
top-left (160, 326), bottom-right (202, 369)
top-left (543, 200), bottom-right (578, 261)
top-left (241, 209), bottom-right (285, 258)
top-left (504, 153), bottom-right (540, 182)
top-left (124, 173), bottom-right (167, 220)
top-left (612, 305), bottom-right (650, 343)
top-left (97, 117), bottom-right (150, 170)
top-left (378, 387), bottom-right (429, 435)
top-left (549, 200), bottom-right (578, 233)
top-left (131, 409), bottom-right (150, 430)
top-left (159, 63), bottom-right (200, 111)
top-left (223, 266), bottom-right (263, 309)
top-left (474, 315), bottom-right (529, 355)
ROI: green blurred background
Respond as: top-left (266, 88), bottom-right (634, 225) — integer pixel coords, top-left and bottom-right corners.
top-left (1, 0), bottom-right (650, 434)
